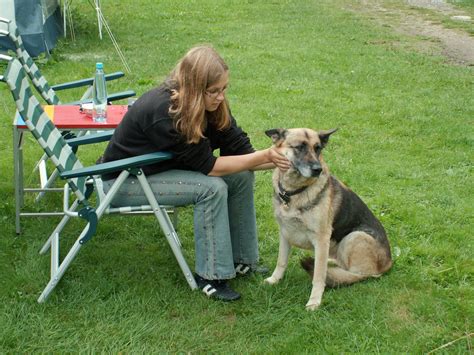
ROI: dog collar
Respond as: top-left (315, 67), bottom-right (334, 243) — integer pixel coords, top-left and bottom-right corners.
top-left (278, 180), bottom-right (308, 205)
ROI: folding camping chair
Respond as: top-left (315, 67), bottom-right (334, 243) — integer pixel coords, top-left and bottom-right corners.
top-left (1, 54), bottom-right (197, 303)
top-left (0, 16), bottom-right (136, 205)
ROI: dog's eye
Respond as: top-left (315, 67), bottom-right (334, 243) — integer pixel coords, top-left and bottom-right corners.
top-left (314, 144), bottom-right (322, 153)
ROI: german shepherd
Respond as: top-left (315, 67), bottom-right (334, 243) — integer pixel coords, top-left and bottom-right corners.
top-left (264, 128), bottom-right (392, 311)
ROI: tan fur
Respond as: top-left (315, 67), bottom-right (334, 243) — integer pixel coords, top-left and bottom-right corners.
top-left (264, 128), bottom-right (392, 311)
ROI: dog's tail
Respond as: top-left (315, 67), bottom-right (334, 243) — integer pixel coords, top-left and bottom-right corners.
top-left (300, 256), bottom-right (316, 275)
top-left (300, 257), bottom-right (375, 288)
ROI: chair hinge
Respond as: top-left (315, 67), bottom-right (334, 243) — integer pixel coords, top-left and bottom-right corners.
top-left (78, 206), bottom-right (98, 244)
top-left (127, 167), bottom-right (142, 176)
top-left (85, 179), bottom-right (95, 199)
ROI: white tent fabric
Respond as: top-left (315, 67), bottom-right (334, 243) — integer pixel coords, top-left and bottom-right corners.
top-left (0, 0), bottom-right (62, 56)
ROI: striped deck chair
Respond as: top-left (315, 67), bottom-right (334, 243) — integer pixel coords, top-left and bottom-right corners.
top-left (1, 16), bottom-right (137, 206)
top-left (1, 55), bottom-right (197, 303)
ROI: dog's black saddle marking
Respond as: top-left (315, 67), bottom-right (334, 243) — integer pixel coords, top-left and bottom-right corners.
top-left (278, 180), bottom-right (308, 205)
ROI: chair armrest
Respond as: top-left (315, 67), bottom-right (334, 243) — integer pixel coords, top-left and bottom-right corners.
top-left (106, 90), bottom-right (136, 102)
top-left (60, 152), bottom-right (174, 179)
top-left (65, 90), bottom-right (136, 105)
top-left (65, 131), bottom-right (114, 147)
top-left (51, 72), bottom-right (126, 91)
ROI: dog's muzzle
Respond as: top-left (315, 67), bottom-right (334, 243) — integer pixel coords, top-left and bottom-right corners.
top-left (296, 161), bottom-right (322, 178)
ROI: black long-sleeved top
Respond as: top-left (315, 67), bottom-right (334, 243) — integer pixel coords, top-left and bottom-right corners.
top-left (102, 86), bottom-right (254, 179)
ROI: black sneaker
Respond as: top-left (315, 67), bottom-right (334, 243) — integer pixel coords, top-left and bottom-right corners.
top-left (234, 263), bottom-right (269, 277)
top-left (195, 274), bottom-right (241, 302)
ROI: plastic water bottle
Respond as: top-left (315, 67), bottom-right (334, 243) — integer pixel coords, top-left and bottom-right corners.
top-left (92, 62), bottom-right (107, 123)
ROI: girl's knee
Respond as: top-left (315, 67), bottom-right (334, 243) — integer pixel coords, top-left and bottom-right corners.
top-left (202, 176), bottom-right (228, 199)
top-left (238, 170), bottom-right (255, 183)
top-left (227, 170), bottom-right (255, 189)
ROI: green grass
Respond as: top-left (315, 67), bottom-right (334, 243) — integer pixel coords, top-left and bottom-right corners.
top-left (0, 0), bottom-right (473, 352)
top-left (449, 0), bottom-right (474, 10)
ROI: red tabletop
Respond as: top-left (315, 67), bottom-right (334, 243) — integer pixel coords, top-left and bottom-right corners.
top-left (14, 105), bottom-right (128, 129)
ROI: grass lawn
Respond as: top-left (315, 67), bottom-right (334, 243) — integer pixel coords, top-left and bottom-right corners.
top-left (0, 0), bottom-right (472, 352)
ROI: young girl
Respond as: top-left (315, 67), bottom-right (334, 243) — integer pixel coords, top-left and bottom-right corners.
top-left (101, 45), bottom-right (289, 301)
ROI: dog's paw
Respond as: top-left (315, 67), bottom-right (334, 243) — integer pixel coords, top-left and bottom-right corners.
top-left (264, 276), bottom-right (279, 285)
top-left (305, 300), bottom-right (321, 311)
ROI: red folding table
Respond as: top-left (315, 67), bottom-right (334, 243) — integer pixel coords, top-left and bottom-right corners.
top-left (13, 105), bottom-right (128, 234)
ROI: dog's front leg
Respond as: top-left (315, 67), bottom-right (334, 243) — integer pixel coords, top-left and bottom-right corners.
top-left (306, 236), bottom-right (330, 311)
top-left (265, 232), bottom-right (291, 285)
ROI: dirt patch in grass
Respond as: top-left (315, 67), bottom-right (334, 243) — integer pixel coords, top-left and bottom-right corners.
top-left (347, 0), bottom-right (474, 66)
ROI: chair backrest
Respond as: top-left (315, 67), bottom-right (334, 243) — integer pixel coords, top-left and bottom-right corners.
top-left (0, 17), bottom-right (61, 105)
top-left (0, 55), bottom-right (87, 201)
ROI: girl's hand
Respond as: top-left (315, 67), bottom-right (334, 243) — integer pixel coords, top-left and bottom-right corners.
top-left (268, 147), bottom-right (291, 171)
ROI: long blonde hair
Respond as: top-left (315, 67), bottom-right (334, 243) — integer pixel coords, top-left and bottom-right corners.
top-left (167, 45), bottom-right (231, 144)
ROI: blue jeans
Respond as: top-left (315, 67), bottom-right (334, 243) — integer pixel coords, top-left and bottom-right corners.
top-left (103, 170), bottom-right (259, 280)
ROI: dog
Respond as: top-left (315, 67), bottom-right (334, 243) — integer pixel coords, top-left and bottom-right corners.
top-left (264, 128), bottom-right (392, 311)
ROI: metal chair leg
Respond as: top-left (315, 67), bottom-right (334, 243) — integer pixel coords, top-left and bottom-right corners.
top-left (137, 173), bottom-right (197, 290)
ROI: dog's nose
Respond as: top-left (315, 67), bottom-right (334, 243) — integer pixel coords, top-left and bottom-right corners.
top-left (310, 163), bottom-right (322, 177)
top-left (311, 167), bottom-right (322, 177)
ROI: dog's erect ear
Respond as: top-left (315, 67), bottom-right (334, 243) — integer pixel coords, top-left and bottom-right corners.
top-left (265, 129), bottom-right (288, 144)
top-left (318, 128), bottom-right (338, 147)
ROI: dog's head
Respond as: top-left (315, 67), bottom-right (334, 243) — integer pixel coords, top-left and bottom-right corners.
top-left (265, 128), bottom-right (337, 178)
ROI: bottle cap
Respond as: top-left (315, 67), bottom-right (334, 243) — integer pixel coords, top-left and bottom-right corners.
top-left (96, 62), bottom-right (104, 69)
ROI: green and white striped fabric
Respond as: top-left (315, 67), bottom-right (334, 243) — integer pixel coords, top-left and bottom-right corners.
top-left (3, 57), bottom-right (87, 201)
top-left (8, 21), bottom-right (61, 105)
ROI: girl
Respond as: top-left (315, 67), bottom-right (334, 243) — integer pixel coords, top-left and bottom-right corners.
top-left (101, 45), bottom-right (289, 301)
